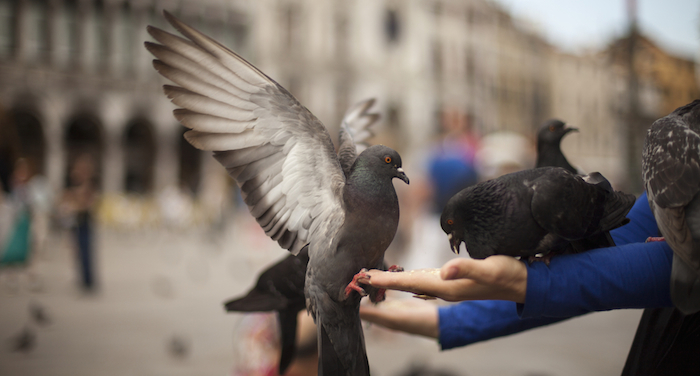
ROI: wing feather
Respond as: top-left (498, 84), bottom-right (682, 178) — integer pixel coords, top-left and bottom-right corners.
top-left (337, 98), bottom-right (379, 176)
top-left (147, 11), bottom-right (345, 255)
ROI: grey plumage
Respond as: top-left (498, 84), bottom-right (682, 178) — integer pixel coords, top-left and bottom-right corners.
top-left (223, 100), bottom-right (380, 375)
top-left (642, 99), bottom-right (700, 314)
top-left (536, 119), bottom-right (578, 174)
top-left (146, 12), bottom-right (408, 375)
top-left (440, 167), bottom-right (635, 259)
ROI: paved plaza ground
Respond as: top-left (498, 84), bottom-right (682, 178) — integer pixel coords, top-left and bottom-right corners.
top-left (0, 218), bottom-right (643, 376)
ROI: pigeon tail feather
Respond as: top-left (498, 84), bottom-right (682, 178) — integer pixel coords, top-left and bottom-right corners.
top-left (223, 290), bottom-right (288, 312)
top-left (277, 309), bottom-right (299, 375)
top-left (317, 314), bottom-right (370, 376)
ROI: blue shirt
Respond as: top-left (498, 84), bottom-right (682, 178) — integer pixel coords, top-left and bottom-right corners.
top-left (438, 193), bottom-right (674, 350)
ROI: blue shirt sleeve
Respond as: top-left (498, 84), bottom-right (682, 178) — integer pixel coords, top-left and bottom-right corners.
top-left (437, 193), bottom-right (674, 349)
top-left (438, 300), bottom-right (568, 350)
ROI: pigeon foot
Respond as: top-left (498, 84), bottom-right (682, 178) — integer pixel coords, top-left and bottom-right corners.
top-left (345, 268), bottom-right (369, 298)
top-left (527, 253), bottom-right (553, 266)
top-left (372, 265), bottom-right (404, 303)
top-left (645, 237), bottom-right (665, 243)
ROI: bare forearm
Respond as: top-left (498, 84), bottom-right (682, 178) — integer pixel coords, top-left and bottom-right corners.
top-left (360, 301), bottom-right (439, 338)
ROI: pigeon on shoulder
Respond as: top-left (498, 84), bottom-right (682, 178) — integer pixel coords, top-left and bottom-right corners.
top-left (440, 167), bottom-right (635, 260)
top-left (146, 12), bottom-right (408, 376)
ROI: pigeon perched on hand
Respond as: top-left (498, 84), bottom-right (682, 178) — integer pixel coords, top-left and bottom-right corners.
top-left (536, 119), bottom-right (578, 174)
top-left (223, 98), bottom-right (383, 375)
top-left (642, 99), bottom-right (700, 314)
top-left (440, 167), bottom-right (635, 259)
top-left (146, 12), bottom-right (408, 376)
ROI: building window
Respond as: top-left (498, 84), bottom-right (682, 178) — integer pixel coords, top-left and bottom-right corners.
top-left (118, 2), bottom-right (134, 75)
top-left (281, 4), bottom-right (301, 53)
top-left (92, 0), bottom-right (108, 72)
top-left (26, 0), bottom-right (49, 63)
top-left (432, 40), bottom-right (443, 79)
top-left (385, 9), bottom-right (400, 44)
top-left (0, 0), bottom-right (15, 59)
top-left (56, 0), bottom-right (79, 69)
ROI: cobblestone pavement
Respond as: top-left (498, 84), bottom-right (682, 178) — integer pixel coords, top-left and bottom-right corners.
top-left (0, 218), bottom-right (643, 376)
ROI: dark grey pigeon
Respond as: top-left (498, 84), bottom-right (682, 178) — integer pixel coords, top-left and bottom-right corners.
top-left (224, 248), bottom-right (308, 374)
top-left (536, 119), bottom-right (578, 174)
top-left (642, 99), bottom-right (700, 314)
top-left (440, 167), bottom-right (635, 259)
top-left (146, 12), bottom-right (409, 376)
top-left (223, 98), bottom-right (381, 375)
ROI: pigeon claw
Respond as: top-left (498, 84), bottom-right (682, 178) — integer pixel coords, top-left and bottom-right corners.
top-left (645, 236), bottom-right (665, 243)
top-left (345, 268), bottom-right (369, 298)
top-left (387, 265), bottom-right (404, 272)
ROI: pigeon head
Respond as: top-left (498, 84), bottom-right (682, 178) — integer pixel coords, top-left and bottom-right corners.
top-left (355, 145), bottom-right (409, 184)
top-left (440, 195), bottom-right (468, 255)
top-left (538, 119), bottom-right (578, 144)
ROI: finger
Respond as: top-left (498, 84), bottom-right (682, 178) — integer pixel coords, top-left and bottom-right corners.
top-left (359, 268), bottom-right (443, 295)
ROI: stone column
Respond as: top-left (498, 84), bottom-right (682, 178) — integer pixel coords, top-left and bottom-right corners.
top-left (152, 101), bottom-right (179, 193)
top-left (42, 95), bottom-right (66, 192)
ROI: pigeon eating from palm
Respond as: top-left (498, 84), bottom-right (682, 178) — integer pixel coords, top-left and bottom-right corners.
top-left (643, 99), bottom-right (700, 314)
top-left (146, 12), bottom-right (408, 376)
top-left (440, 167), bottom-right (635, 260)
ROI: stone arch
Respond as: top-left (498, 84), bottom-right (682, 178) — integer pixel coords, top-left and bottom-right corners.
top-left (0, 102), bottom-right (46, 192)
top-left (64, 113), bottom-right (103, 188)
top-left (123, 118), bottom-right (156, 194)
top-left (9, 107), bottom-right (46, 175)
top-left (178, 128), bottom-right (202, 195)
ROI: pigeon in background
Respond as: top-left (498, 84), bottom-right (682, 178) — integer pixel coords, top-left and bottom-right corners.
top-left (146, 12), bottom-right (409, 376)
top-left (642, 99), bottom-right (700, 314)
top-left (536, 119), bottom-right (578, 174)
top-left (29, 302), bottom-right (51, 327)
top-left (440, 167), bottom-right (635, 259)
top-left (9, 327), bottom-right (35, 353)
top-left (225, 248), bottom-right (309, 374)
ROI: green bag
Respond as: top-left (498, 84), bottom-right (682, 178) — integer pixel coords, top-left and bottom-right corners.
top-left (1, 209), bottom-right (32, 265)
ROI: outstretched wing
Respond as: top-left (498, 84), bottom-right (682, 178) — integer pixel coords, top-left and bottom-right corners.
top-left (337, 98), bottom-right (380, 176)
top-left (146, 11), bottom-right (345, 255)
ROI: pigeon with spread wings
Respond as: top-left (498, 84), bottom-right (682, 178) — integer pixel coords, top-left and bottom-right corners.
top-left (223, 98), bottom-right (382, 375)
top-left (643, 99), bottom-right (700, 314)
top-left (145, 12), bottom-right (408, 376)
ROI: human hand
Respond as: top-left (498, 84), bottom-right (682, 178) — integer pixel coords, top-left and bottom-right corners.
top-left (357, 256), bottom-right (527, 303)
top-left (359, 298), bottom-right (439, 338)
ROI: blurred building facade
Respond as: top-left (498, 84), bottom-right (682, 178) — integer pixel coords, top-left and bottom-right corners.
top-left (0, 0), bottom-right (697, 224)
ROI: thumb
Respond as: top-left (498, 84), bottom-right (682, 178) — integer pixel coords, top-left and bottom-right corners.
top-left (440, 258), bottom-right (477, 280)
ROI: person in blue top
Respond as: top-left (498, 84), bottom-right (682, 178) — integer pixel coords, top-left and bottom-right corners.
top-left (359, 193), bottom-right (698, 374)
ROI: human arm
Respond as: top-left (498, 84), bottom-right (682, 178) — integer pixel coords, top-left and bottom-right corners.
top-left (360, 193), bottom-right (673, 348)
top-left (359, 299), bottom-right (439, 338)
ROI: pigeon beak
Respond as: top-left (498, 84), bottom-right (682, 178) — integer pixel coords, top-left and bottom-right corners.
top-left (564, 125), bottom-right (579, 134)
top-left (447, 232), bottom-right (462, 255)
top-left (395, 168), bottom-right (410, 185)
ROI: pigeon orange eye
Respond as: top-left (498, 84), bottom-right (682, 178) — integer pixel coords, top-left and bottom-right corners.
top-left (549, 126), bottom-right (556, 132)
top-left (385, 156), bottom-right (392, 164)
top-left (447, 219), bottom-right (454, 225)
